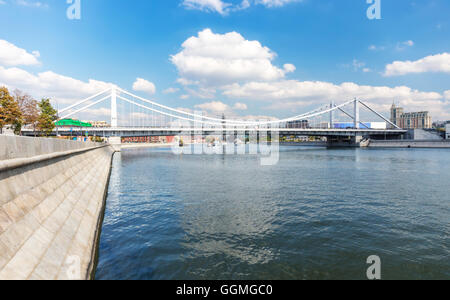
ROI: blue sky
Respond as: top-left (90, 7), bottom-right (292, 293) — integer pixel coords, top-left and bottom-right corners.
top-left (0, 0), bottom-right (449, 121)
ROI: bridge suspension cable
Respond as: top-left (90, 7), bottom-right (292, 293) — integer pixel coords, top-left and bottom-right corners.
top-left (118, 88), bottom-right (332, 125)
top-left (57, 86), bottom-right (401, 130)
top-left (58, 89), bottom-right (111, 115)
top-left (59, 95), bottom-right (111, 120)
top-left (117, 92), bottom-right (357, 127)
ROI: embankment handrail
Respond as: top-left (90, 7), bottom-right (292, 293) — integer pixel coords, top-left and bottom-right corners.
top-left (0, 144), bottom-right (110, 173)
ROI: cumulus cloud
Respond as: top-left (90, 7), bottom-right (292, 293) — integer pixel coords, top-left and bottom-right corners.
top-left (0, 65), bottom-right (114, 105)
top-left (163, 87), bottom-right (180, 94)
top-left (195, 101), bottom-right (230, 113)
top-left (0, 40), bottom-right (41, 66)
top-left (171, 29), bottom-right (294, 85)
top-left (182, 0), bottom-right (231, 15)
top-left (368, 45), bottom-right (385, 51)
top-left (168, 29), bottom-right (449, 119)
top-left (193, 100), bottom-right (249, 116)
top-left (223, 80), bottom-right (440, 102)
top-left (352, 59), bottom-right (366, 72)
top-left (233, 102), bottom-right (248, 110)
top-left (132, 78), bottom-right (156, 95)
top-left (256, 0), bottom-right (299, 8)
top-left (396, 40), bottom-right (415, 51)
top-left (0, 38), bottom-right (115, 113)
top-left (445, 90), bottom-right (450, 100)
top-left (222, 80), bottom-right (450, 119)
top-left (283, 63), bottom-right (296, 73)
top-left (182, 0), bottom-right (300, 15)
top-left (384, 52), bottom-right (450, 76)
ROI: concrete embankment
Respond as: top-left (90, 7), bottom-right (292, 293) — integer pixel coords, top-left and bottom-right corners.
top-left (120, 143), bottom-right (176, 150)
top-left (368, 140), bottom-right (450, 148)
top-left (0, 136), bottom-right (114, 280)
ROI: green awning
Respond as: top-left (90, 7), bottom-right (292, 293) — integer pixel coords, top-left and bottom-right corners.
top-left (55, 119), bottom-right (93, 127)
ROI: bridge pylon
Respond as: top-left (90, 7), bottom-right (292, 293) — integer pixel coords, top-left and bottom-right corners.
top-left (354, 98), bottom-right (360, 130)
top-left (111, 86), bottom-right (118, 128)
top-left (329, 100), bottom-right (334, 129)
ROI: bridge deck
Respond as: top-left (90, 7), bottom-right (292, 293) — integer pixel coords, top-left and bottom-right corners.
top-left (22, 127), bottom-right (407, 137)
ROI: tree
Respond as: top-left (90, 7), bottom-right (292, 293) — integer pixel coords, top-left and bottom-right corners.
top-left (13, 89), bottom-right (39, 135)
top-left (0, 87), bottom-right (23, 135)
top-left (37, 98), bottom-right (58, 136)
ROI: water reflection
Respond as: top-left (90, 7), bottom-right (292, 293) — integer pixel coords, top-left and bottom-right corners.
top-left (96, 147), bottom-right (450, 280)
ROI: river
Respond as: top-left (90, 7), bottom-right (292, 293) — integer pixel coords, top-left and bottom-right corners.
top-left (95, 146), bottom-right (450, 280)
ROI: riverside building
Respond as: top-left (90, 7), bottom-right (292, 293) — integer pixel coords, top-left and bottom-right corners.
top-left (390, 104), bottom-right (432, 129)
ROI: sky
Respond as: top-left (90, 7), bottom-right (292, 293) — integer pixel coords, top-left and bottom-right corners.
top-left (0, 0), bottom-right (449, 121)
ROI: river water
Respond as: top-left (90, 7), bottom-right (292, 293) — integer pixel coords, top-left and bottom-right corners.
top-left (95, 146), bottom-right (449, 280)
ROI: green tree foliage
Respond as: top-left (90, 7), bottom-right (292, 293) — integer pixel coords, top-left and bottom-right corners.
top-left (0, 87), bottom-right (23, 134)
top-left (37, 98), bottom-right (58, 136)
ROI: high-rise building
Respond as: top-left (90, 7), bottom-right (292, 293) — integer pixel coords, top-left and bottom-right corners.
top-left (390, 103), bottom-right (404, 128)
top-left (390, 104), bottom-right (432, 129)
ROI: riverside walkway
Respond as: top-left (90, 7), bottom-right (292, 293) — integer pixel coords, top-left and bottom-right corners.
top-left (0, 136), bottom-right (114, 280)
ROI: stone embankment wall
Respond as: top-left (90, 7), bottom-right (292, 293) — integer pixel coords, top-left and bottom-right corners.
top-left (0, 136), bottom-right (114, 280)
top-left (368, 140), bottom-right (450, 148)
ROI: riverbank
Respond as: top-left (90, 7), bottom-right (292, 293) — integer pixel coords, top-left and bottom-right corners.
top-left (368, 140), bottom-right (450, 148)
top-left (121, 143), bottom-right (176, 150)
top-left (0, 136), bottom-right (115, 280)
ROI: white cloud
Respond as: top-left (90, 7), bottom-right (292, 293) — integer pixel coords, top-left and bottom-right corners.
top-left (182, 0), bottom-right (231, 15)
top-left (384, 52), bottom-right (450, 76)
top-left (182, 0), bottom-right (300, 15)
top-left (195, 101), bottom-right (230, 113)
top-left (0, 39), bottom-right (116, 118)
top-left (233, 102), bottom-right (248, 110)
top-left (0, 65), bottom-right (114, 105)
top-left (352, 59), bottom-right (366, 72)
top-left (223, 80), bottom-right (441, 102)
top-left (163, 87), bottom-right (180, 94)
top-left (193, 100), bottom-right (249, 115)
top-left (14, 0), bottom-right (48, 8)
top-left (171, 29), bottom-right (294, 86)
top-left (396, 40), bottom-right (415, 51)
top-left (445, 90), bottom-right (450, 100)
top-left (0, 40), bottom-right (41, 66)
top-left (169, 30), bottom-right (448, 119)
top-left (368, 45), bottom-right (385, 51)
top-left (222, 80), bottom-right (450, 119)
top-left (283, 63), bottom-right (296, 73)
top-left (369, 41), bottom-right (414, 52)
top-left (185, 86), bottom-right (217, 99)
top-left (132, 78), bottom-right (156, 95)
top-left (256, 0), bottom-right (299, 8)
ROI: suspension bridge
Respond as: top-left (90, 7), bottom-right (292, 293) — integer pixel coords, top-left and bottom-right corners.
top-left (22, 86), bottom-right (407, 146)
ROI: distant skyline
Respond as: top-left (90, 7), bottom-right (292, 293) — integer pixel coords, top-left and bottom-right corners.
top-left (0, 0), bottom-right (449, 120)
